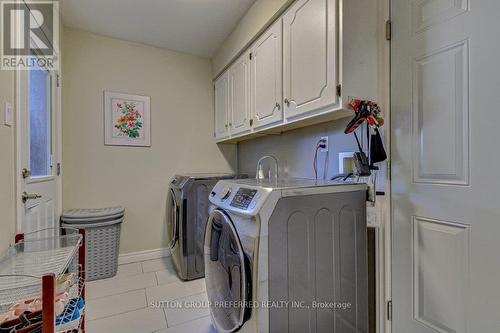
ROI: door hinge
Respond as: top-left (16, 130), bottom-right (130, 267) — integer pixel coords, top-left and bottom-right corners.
top-left (336, 84), bottom-right (342, 97)
top-left (249, 52), bottom-right (253, 60)
top-left (57, 163), bottom-right (61, 176)
top-left (387, 300), bottom-right (393, 321)
top-left (56, 74), bottom-right (60, 87)
top-left (386, 20), bottom-right (392, 41)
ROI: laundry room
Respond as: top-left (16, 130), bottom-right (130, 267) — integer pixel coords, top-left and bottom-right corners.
top-left (0, 0), bottom-right (499, 332)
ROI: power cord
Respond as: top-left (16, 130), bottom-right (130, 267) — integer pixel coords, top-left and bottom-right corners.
top-left (313, 138), bottom-right (328, 180)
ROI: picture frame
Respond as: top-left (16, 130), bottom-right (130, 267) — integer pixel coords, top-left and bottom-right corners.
top-left (104, 91), bottom-right (151, 146)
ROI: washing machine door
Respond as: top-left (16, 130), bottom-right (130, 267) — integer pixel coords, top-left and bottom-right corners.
top-left (204, 209), bottom-right (248, 333)
top-left (167, 188), bottom-right (179, 248)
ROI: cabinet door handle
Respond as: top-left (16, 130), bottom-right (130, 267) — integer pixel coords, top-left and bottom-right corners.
top-left (284, 99), bottom-right (290, 107)
top-left (275, 102), bottom-right (281, 110)
top-left (250, 119), bottom-right (254, 126)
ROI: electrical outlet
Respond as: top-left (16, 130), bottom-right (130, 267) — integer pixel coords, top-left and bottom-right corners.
top-left (319, 136), bottom-right (328, 152)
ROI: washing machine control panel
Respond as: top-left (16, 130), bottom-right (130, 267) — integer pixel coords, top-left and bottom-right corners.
top-left (230, 188), bottom-right (258, 209)
top-left (210, 181), bottom-right (270, 216)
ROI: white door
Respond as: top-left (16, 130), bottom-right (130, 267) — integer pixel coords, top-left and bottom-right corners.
top-left (282, 0), bottom-right (337, 120)
top-left (214, 71), bottom-right (230, 140)
top-left (392, 0), bottom-right (500, 332)
top-left (229, 52), bottom-right (251, 136)
top-left (250, 20), bottom-right (283, 130)
top-left (18, 63), bottom-right (60, 236)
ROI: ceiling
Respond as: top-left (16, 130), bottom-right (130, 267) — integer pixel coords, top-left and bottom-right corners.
top-left (60, 0), bottom-right (256, 58)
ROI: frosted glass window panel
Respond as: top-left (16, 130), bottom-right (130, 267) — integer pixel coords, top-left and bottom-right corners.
top-left (29, 64), bottom-right (52, 177)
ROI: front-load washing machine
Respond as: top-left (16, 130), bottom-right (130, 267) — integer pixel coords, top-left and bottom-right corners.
top-left (204, 178), bottom-right (368, 333)
top-left (168, 174), bottom-right (246, 281)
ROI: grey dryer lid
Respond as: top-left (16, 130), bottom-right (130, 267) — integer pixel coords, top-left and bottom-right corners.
top-left (172, 173), bottom-right (247, 181)
top-left (61, 206), bottom-right (125, 220)
top-left (170, 174), bottom-right (248, 189)
top-left (226, 178), bottom-right (366, 190)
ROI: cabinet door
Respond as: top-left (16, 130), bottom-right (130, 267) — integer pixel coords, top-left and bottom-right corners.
top-left (214, 71), bottom-right (229, 140)
top-left (283, 0), bottom-right (338, 120)
top-left (229, 53), bottom-right (252, 136)
top-left (251, 20), bottom-right (283, 129)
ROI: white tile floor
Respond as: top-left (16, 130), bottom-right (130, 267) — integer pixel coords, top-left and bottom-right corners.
top-left (85, 257), bottom-right (216, 333)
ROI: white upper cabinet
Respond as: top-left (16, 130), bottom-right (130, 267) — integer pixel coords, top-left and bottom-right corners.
top-left (213, 0), bottom-right (380, 143)
top-left (282, 0), bottom-right (338, 120)
top-left (214, 71), bottom-right (229, 140)
top-left (229, 52), bottom-right (252, 136)
top-left (250, 20), bottom-right (283, 130)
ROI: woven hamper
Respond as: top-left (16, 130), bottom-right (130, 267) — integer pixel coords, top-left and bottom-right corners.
top-left (62, 218), bottom-right (123, 281)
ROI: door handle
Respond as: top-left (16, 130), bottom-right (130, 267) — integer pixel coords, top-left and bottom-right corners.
top-left (22, 192), bottom-right (42, 203)
top-left (284, 99), bottom-right (290, 107)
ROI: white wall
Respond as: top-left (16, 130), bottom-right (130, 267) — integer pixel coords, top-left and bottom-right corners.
top-left (238, 119), bottom-right (350, 178)
top-left (238, 118), bottom-right (386, 183)
top-left (62, 29), bottom-right (237, 254)
top-left (0, 71), bottom-right (16, 254)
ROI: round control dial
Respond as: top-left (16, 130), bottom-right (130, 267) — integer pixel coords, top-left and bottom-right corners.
top-left (220, 187), bottom-right (232, 201)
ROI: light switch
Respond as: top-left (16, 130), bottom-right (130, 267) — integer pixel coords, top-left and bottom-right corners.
top-left (4, 102), bottom-right (13, 127)
top-left (338, 152), bottom-right (355, 174)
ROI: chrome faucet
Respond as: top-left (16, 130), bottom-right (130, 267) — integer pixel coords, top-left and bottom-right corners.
top-left (255, 155), bottom-right (279, 182)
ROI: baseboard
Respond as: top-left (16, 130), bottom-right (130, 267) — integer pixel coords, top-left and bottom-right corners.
top-left (118, 247), bottom-right (171, 265)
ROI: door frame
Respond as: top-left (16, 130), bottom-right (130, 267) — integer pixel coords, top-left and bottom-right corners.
top-left (14, 60), bottom-right (62, 234)
top-left (378, 0), bottom-right (392, 332)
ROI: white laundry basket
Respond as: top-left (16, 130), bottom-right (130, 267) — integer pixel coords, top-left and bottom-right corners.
top-left (61, 207), bottom-right (124, 281)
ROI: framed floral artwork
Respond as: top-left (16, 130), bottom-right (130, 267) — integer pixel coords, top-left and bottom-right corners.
top-left (104, 91), bottom-right (151, 146)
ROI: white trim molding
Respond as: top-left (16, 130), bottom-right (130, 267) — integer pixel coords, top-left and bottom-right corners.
top-left (118, 247), bottom-right (171, 265)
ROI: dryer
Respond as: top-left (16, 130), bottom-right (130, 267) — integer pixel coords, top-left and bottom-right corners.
top-left (168, 174), bottom-right (246, 281)
top-left (204, 178), bottom-right (368, 333)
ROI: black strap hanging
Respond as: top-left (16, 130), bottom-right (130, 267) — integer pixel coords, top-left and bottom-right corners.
top-left (370, 127), bottom-right (387, 165)
top-left (366, 122), bottom-right (370, 162)
top-left (353, 131), bottom-right (363, 152)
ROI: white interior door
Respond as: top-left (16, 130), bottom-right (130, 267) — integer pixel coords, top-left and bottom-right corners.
top-left (392, 0), bottom-right (500, 332)
top-left (18, 63), bottom-right (60, 236)
top-left (251, 20), bottom-right (283, 129)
